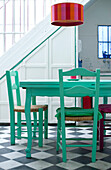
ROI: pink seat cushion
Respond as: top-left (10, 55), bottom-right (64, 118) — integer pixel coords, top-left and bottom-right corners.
top-left (99, 104), bottom-right (111, 113)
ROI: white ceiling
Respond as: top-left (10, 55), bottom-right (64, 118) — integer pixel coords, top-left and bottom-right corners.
top-left (75, 0), bottom-right (97, 6)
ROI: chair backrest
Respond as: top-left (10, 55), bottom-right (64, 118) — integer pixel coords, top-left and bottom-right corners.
top-left (6, 70), bottom-right (21, 112)
top-left (59, 67), bottom-right (100, 116)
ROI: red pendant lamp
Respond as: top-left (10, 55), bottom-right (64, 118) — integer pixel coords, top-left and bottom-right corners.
top-left (51, 2), bottom-right (84, 26)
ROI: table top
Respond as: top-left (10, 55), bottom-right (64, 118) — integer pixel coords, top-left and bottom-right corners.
top-left (19, 79), bottom-right (111, 97)
top-left (20, 79), bottom-right (111, 88)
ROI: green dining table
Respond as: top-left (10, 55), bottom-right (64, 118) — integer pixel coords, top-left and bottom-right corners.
top-left (20, 79), bottom-right (111, 158)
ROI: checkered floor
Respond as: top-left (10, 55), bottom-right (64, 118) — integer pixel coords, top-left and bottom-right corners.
top-left (0, 126), bottom-right (111, 170)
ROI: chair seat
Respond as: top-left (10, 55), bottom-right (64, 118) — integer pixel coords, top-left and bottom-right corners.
top-left (65, 116), bottom-right (93, 121)
top-left (6, 70), bottom-right (48, 153)
top-left (56, 68), bottom-right (100, 163)
top-left (56, 107), bottom-right (102, 120)
top-left (99, 104), bottom-right (111, 113)
top-left (14, 105), bottom-right (48, 112)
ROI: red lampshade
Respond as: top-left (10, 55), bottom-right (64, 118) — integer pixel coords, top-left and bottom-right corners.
top-left (51, 2), bottom-right (84, 26)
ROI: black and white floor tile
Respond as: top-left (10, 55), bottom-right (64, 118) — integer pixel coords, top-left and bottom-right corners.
top-left (0, 126), bottom-right (111, 170)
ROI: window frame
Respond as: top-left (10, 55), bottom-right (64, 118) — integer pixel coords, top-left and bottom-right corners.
top-left (98, 25), bottom-right (111, 59)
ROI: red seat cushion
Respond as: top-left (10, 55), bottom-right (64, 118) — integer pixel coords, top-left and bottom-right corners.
top-left (83, 96), bottom-right (92, 109)
top-left (99, 104), bottom-right (111, 113)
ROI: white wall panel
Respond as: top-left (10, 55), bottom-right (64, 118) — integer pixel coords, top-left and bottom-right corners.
top-left (48, 27), bottom-right (75, 123)
top-left (0, 104), bottom-right (9, 122)
top-left (25, 67), bottom-right (48, 79)
top-left (0, 79), bottom-right (8, 101)
top-left (49, 27), bottom-right (74, 65)
top-left (51, 67), bottom-right (73, 79)
top-left (25, 41), bottom-right (48, 80)
top-left (0, 77), bottom-right (9, 122)
top-left (0, 27), bottom-right (76, 123)
top-left (25, 43), bottom-right (48, 64)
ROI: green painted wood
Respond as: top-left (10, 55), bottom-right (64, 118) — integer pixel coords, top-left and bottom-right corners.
top-left (20, 79), bottom-right (111, 97)
top-left (63, 67), bottom-right (97, 77)
top-left (56, 118), bottom-right (61, 152)
top-left (38, 108), bottom-right (43, 147)
top-left (15, 71), bottom-right (22, 138)
top-left (25, 89), bottom-right (32, 158)
top-left (6, 70), bottom-right (22, 142)
top-left (44, 108), bottom-right (48, 139)
top-left (6, 70), bottom-right (48, 158)
top-left (64, 85), bottom-right (95, 97)
top-left (32, 96), bottom-right (37, 137)
top-left (6, 71), bottom-right (15, 144)
top-left (65, 138), bottom-right (92, 140)
top-left (19, 70), bottom-right (111, 161)
top-left (66, 144), bottom-right (92, 147)
top-left (56, 68), bottom-right (100, 163)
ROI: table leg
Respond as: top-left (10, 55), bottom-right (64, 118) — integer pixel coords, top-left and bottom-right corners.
top-left (103, 97), bottom-right (107, 104)
top-left (32, 96), bottom-right (37, 137)
top-left (25, 89), bottom-right (32, 158)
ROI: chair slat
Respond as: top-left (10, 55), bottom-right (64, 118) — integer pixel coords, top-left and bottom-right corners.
top-left (64, 85), bottom-right (95, 97)
top-left (12, 84), bottom-right (18, 90)
top-left (6, 70), bottom-right (48, 156)
top-left (56, 67), bottom-right (100, 163)
top-left (63, 68), bottom-right (97, 77)
top-left (10, 70), bottom-right (17, 76)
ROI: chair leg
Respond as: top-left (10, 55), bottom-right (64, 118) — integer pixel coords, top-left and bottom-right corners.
top-left (56, 118), bottom-right (61, 152)
top-left (11, 110), bottom-right (15, 145)
top-left (61, 119), bottom-right (67, 162)
top-left (33, 112), bottom-right (37, 137)
top-left (44, 108), bottom-right (48, 139)
top-left (92, 115), bottom-right (98, 162)
top-left (39, 108), bottom-right (43, 147)
top-left (32, 97), bottom-right (37, 137)
top-left (97, 121), bottom-right (99, 141)
top-left (17, 112), bottom-right (21, 139)
top-left (99, 112), bottom-right (104, 151)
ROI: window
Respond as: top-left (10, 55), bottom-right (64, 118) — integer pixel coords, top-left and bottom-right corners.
top-left (0, 0), bottom-right (51, 57)
top-left (98, 25), bottom-right (111, 59)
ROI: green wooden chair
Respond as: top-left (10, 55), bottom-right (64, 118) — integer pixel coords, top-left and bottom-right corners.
top-left (6, 70), bottom-right (48, 147)
top-left (56, 68), bottom-right (101, 162)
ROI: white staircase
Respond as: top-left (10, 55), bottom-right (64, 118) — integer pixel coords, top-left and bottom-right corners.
top-left (0, 14), bottom-right (76, 123)
top-left (0, 15), bottom-right (60, 79)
